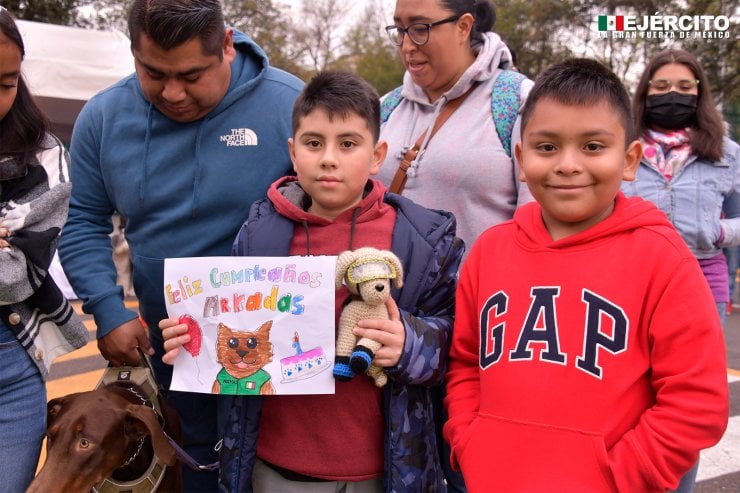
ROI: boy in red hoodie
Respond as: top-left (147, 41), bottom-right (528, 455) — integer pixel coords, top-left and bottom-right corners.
top-left (443, 58), bottom-right (728, 492)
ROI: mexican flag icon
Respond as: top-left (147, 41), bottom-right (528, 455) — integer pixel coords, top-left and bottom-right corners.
top-left (599, 15), bottom-right (625, 31)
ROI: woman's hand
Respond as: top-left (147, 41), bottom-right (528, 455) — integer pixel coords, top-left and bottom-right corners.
top-left (353, 297), bottom-right (406, 368)
top-left (159, 317), bottom-right (191, 365)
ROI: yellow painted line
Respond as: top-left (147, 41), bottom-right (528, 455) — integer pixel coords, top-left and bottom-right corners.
top-left (37, 440), bottom-right (49, 473)
top-left (73, 298), bottom-right (140, 310)
top-left (728, 368), bottom-right (740, 377)
top-left (46, 369), bottom-right (105, 401)
top-left (124, 299), bottom-right (140, 309)
top-left (54, 340), bottom-right (101, 362)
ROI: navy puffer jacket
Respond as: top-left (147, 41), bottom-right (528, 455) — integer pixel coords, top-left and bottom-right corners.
top-left (218, 190), bottom-right (464, 492)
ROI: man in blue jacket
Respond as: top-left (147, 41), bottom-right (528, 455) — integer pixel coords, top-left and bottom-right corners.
top-left (58, 1), bottom-right (303, 490)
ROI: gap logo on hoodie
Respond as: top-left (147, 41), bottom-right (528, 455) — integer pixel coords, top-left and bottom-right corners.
top-left (480, 286), bottom-right (627, 379)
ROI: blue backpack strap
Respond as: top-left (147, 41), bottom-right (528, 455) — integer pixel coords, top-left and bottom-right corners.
top-left (382, 74), bottom-right (525, 158)
top-left (380, 86), bottom-right (404, 125)
top-left (491, 70), bottom-right (527, 158)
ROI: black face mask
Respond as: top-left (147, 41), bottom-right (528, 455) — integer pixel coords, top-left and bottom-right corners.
top-left (645, 92), bottom-right (697, 130)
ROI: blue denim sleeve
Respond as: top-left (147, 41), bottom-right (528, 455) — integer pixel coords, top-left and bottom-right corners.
top-left (720, 138), bottom-right (740, 246)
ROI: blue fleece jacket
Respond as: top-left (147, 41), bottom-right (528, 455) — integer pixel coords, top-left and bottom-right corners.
top-left (59, 30), bottom-right (303, 336)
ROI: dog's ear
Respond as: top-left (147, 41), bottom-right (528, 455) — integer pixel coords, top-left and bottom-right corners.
top-left (335, 250), bottom-right (355, 289)
top-left (46, 394), bottom-right (78, 425)
top-left (124, 405), bottom-right (177, 466)
top-left (47, 397), bottom-right (66, 424)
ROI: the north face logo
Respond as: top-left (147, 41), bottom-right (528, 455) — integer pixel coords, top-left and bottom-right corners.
top-left (220, 128), bottom-right (258, 146)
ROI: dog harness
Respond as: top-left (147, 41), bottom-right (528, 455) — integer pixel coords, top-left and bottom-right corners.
top-left (91, 352), bottom-right (221, 493)
top-left (92, 360), bottom-right (169, 493)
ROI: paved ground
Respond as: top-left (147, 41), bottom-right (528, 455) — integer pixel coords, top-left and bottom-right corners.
top-left (45, 298), bottom-right (740, 489)
top-left (695, 306), bottom-right (740, 491)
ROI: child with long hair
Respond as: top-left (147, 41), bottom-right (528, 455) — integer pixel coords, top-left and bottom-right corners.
top-left (0, 8), bottom-right (87, 490)
top-left (624, 48), bottom-right (740, 326)
top-left (622, 47), bottom-right (739, 493)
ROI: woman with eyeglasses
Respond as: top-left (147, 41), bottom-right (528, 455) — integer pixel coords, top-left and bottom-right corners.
top-left (377, 2), bottom-right (534, 492)
top-left (377, 0), bottom-right (534, 253)
top-left (622, 48), bottom-right (738, 493)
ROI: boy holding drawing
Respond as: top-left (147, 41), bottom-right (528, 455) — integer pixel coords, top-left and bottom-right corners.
top-left (443, 58), bottom-right (728, 492)
top-left (161, 71), bottom-right (464, 492)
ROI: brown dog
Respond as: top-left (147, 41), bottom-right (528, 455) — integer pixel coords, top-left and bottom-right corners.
top-left (27, 382), bottom-right (182, 493)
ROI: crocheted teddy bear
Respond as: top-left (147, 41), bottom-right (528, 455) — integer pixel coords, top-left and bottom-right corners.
top-left (333, 247), bottom-right (404, 387)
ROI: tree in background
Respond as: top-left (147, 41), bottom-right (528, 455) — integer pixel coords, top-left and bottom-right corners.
top-left (74, 0), bottom-right (132, 31)
top-left (227, 0), bottom-right (403, 95)
top-left (679, 0), bottom-right (738, 137)
top-left (222, 0), bottom-right (308, 80)
top-left (342, 1), bottom-right (405, 96)
top-left (290, 0), bottom-right (350, 73)
top-left (4, 0), bottom-right (81, 24)
top-left (5, 0), bottom-right (735, 133)
top-left (495, 0), bottom-right (737, 135)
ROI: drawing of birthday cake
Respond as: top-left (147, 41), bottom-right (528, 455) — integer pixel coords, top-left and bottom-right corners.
top-left (280, 332), bottom-right (331, 383)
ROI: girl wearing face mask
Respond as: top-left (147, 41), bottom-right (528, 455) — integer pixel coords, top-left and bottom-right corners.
top-left (621, 47), bottom-right (737, 493)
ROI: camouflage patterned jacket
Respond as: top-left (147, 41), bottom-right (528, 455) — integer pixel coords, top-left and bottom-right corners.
top-left (218, 184), bottom-right (464, 492)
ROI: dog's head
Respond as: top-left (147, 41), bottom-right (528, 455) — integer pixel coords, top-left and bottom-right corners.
top-left (335, 247), bottom-right (404, 303)
top-left (27, 385), bottom-right (177, 493)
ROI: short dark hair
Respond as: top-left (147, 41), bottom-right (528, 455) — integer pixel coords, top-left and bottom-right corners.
top-left (440, 0), bottom-right (495, 47)
top-left (520, 58), bottom-right (635, 143)
top-left (292, 71), bottom-right (381, 142)
top-left (0, 9), bottom-right (49, 167)
top-left (633, 49), bottom-right (724, 162)
top-left (128, 0), bottom-right (226, 58)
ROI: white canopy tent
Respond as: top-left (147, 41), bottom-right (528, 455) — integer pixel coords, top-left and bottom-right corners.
top-left (15, 20), bottom-right (135, 298)
top-left (16, 19), bottom-right (135, 144)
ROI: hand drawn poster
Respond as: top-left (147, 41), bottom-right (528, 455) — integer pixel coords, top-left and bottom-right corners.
top-left (164, 256), bottom-right (336, 395)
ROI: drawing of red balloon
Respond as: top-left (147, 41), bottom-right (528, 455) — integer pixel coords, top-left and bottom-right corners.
top-left (178, 315), bottom-right (202, 357)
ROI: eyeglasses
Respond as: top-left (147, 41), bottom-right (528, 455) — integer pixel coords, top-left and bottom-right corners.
top-left (648, 79), bottom-right (700, 92)
top-left (385, 14), bottom-right (461, 46)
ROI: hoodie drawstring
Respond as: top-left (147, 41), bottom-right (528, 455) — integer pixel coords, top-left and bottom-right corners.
top-left (301, 220), bottom-right (311, 256)
top-left (299, 206), bottom-right (363, 256)
top-left (192, 121), bottom-right (206, 218)
top-left (348, 207), bottom-right (361, 251)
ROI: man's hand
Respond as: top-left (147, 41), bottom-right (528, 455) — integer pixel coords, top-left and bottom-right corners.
top-left (98, 318), bottom-right (154, 366)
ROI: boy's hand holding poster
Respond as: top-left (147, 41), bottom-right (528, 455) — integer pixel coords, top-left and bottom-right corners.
top-left (164, 256), bottom-right (336, 395)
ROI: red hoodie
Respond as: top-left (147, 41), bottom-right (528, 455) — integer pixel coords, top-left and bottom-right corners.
top-left (444, 193), bottom-right (728, 492)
